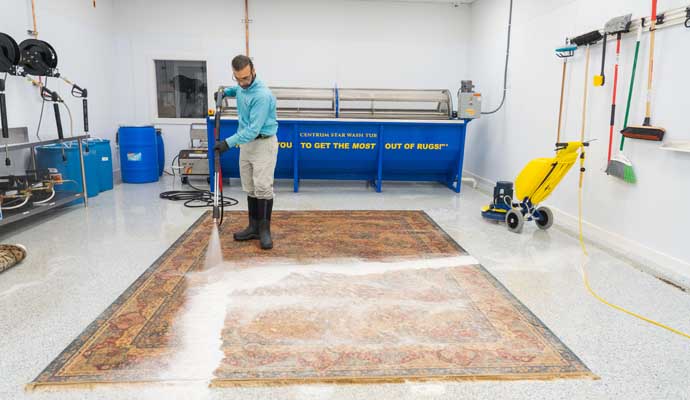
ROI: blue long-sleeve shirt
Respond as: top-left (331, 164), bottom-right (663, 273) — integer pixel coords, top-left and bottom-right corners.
top-left (223, 78), bottom-right (278, 148)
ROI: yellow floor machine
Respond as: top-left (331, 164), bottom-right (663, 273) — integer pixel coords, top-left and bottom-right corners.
top-left (481, 141), bottom-right (588, 233)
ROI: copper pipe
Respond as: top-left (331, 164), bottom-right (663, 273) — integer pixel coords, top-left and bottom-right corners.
top-left (244, 0), bottom-right (250, 56)
top-left (31, 0), bottom-right (38, 37)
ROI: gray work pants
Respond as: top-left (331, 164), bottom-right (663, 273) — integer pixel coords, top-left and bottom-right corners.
top-left (239, 135), bottom-right (278, 199)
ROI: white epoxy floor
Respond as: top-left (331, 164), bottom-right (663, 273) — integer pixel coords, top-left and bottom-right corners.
top-left (1, 176), bottom-right (689, 400)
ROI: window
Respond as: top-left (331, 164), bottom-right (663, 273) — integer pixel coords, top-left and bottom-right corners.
top-left (154, 60), bottom-right (208, 118)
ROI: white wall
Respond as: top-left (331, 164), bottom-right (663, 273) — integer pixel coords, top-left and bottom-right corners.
top-left (466, 0), bottom-right (690, 271)
top-left (1, 0), bottom-right (118, 166)
top-left (111, 0), bottom-right (472, 172)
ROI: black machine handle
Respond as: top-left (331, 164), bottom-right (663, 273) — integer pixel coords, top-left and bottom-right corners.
top-left (0, 92), bottom-right (8, 139)
top-left (53, 102), bottom-right (63, 140)
top-left (71, 84), bottom-right (87, 98)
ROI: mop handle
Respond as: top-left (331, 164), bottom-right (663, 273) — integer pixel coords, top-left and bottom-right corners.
top-left (620, 23), bottom-right (643, 151)
top-left (556, 60), bottom-right (567, 143)
top-left (644, 0), bottom-right (658, 123)
top-left (607, 33), bottom-right (622, 162)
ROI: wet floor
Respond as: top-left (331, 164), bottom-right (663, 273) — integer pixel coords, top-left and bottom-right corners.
top-left (1, 177), bottom-right (689, 399)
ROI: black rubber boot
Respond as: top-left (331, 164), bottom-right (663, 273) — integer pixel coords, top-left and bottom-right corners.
top-left (257, 198), bottom-right (273, 250)
top-left (233, 196), bottom-right (259, 241)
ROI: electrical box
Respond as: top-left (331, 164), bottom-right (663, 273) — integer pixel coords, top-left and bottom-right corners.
top-left (189, 123), bottom-right (208, 149)
top-left (458, 80), bottom-right (482, 119)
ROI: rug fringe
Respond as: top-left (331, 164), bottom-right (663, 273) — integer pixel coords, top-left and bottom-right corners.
top-left (209, 372), bottom-right (600, 388)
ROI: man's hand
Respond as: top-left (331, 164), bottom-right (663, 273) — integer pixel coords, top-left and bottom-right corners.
top-left (214, 139), bottom-right (230, 154)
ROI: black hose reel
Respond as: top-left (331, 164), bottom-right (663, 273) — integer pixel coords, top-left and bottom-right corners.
top-left (0, 33), bottom-right (20, 74)
top-left (0, 33), bottom-right (20, 139)
top-left (18, 39), bottom-right (58, 77)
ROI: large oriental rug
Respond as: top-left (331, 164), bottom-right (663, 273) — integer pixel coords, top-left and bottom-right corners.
top-left (29, 211), bottom-right (595, 390)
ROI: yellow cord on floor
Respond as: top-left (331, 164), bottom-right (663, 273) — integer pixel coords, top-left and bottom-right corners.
top-left (577, 172), bottom-right (690, 340)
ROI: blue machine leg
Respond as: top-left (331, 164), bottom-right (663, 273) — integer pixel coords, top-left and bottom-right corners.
top-left (293, 128), bottom-right (300, 193)
top-left (376, 127), bottom-right (383, 193)
top-left (452, 123), bottom-right (468, 194)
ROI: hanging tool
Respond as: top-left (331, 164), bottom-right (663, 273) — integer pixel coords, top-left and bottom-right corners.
top-left (594, 32), bottom-right (607, 87)
top-left (570, 30), bottom-right (601, 145)
top-left (602, 14), bottom-right (632, 165)
top-left (555, 44), bottom-right (577, 142)
top-left (595, 14), bottom-right (633, 88)
top-left (570, 30), bottom-right (603, 47)
top-left (608, 20), bottom-right (644, 183)
top-left (26, 77), bottom-right (65, 141)
top-left (212, 88), bottom-right (225, 226)
top-left (60, 77), bottom-right (89, 136)
top-left (578, 43), bottom-right (592, 194)
top-left (621, 0), bottom-right (666, 141)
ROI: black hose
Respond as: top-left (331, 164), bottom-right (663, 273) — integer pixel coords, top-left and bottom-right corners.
top-left (159, 187), bottom-right (237, 209)
top-left (482, 0), bottom-right (513, 115)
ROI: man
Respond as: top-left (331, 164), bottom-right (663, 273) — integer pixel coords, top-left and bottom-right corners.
top-left (214, 55), bottom-right (278, 250)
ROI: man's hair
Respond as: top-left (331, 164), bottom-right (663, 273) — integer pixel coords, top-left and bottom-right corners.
top-left (231, 55), bottom-right (253, 71)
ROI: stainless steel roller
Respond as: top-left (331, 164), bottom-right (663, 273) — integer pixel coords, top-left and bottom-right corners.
top-left (221, 87), bottom-right (453, 120)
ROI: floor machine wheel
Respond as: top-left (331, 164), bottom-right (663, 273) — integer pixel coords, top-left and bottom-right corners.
top-left (534, 206), bottom-right (554, 230)
top-left (505, 209), bottom-right (524, 233)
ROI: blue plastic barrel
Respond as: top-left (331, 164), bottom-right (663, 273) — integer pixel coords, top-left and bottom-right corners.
top-left (118, 126), bottom-right (159, 183)
top-left (86, 139), bottom-right (114, 192)
top-left (36, 142), bottom-right (100, 198)
top-left (156, 129), bottom-right (165, 177)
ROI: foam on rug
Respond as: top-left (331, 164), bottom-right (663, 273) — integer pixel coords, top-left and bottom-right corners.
top-left (28, 211), bottom-right (595, 390)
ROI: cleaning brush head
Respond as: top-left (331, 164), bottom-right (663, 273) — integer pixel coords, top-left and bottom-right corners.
top-left (621, 125), bottom-right (666, 141)
top-left (555, 45), bottom-right (577, 58)
top-left (606, 154), bottom-right (636, 183)
top-left (570, 30), bottom-right (603, 46)
top-left (605, 14), bottom-right (633, 34)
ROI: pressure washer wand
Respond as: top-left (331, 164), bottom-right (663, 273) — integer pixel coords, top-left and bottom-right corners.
top-left (212, 88), bottom-right (224, 225)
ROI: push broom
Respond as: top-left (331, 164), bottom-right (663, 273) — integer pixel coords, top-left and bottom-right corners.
top-left (621, 0), bottom-right (666, 141)
top-left (607, 19), bottom-right (644, 183)
top-left (602, 14), bottom-right (632, 170)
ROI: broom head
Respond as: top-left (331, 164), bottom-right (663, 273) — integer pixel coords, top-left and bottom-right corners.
top-left (621, 125), bottom-right (666, 141)
top-left (606, 153), bottom-right (636, 183)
